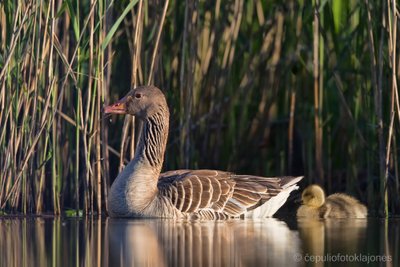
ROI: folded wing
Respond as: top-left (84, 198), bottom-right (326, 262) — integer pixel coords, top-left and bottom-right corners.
top-left (158, 170), bottom-right (301, 218)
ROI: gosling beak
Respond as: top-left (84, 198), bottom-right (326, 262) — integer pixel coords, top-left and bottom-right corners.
top-left (104, 97), bottom-right (127, 114)
top-left (294, 195), bottom-right (303, 204)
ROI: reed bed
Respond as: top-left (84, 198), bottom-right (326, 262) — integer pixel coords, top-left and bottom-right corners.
top-left (0, 0), bottom-right (399, 216)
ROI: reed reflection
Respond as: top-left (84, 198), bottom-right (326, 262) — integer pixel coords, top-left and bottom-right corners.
top-left (0, 218), bottom-right (47, 267)
top-left (0, 218), bottom-right (105, 267)
top-left (1, 217), bottom-right (398, 267)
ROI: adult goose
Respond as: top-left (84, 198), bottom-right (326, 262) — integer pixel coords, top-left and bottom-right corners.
top-left (104, 86), bottom-right (303, 219)
top-left (297, 184), bottom-right (368, 218)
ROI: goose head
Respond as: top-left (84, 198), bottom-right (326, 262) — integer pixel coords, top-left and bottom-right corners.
top-left (104, 86), bottom-right (168, 119)
top-left (301, 185), bottom-right (325, 208)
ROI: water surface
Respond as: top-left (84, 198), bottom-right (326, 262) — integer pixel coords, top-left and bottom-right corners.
top-left (0, 217), bottom-right (398, 266)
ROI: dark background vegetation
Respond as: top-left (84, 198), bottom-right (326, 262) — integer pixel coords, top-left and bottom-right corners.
top-left (0, 0), bottom-right (399, 216)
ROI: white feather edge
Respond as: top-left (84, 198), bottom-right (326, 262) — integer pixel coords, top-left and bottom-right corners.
top-left (245, 176), bottom-right (303, 218)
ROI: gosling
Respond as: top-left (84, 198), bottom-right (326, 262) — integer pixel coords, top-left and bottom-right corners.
top-left (297, 184), bottom-right (367, 218)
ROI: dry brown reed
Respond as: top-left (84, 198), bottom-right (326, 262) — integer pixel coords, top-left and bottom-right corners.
top-left (0, 0), bottom-right (399, 216)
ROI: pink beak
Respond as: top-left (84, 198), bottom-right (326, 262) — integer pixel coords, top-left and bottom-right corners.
top-left (104, 96), bottom-right (128, 114)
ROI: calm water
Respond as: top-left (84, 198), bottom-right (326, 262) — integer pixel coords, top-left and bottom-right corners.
top-left (0, 217), bottom-right (398, 267)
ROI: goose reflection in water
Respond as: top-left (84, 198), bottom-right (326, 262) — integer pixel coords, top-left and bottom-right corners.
top-left (108, 218), bottom-right (302, 267)
top-left (1, 217), bottom-right (398, 267)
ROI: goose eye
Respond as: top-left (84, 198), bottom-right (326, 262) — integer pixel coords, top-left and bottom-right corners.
top-left (135, 93), bottom-right (142, 99)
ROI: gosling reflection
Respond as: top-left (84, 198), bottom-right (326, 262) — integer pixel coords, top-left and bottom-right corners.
top-left (108, 218), bottom-right (302, 267)
top-left (297, 219), bottom-right (325, 265)
top-left (297, 218), bottom-right (367, 266)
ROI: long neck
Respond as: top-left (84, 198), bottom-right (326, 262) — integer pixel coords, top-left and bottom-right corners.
top-left (111, 107), bottom-right (169, 214)
top-left (135, 107), bottom-right (169, 173)
top-left (108, 103), bottom-right (171, 215)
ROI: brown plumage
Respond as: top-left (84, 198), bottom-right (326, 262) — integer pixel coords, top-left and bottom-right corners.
top-left (158, 170), bottom-right (301, 219)
top-left (105, 86), bottom-right (303, 219)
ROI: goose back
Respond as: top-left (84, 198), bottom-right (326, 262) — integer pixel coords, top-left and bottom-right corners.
top-left (158, 169), bottom-right (302, 219)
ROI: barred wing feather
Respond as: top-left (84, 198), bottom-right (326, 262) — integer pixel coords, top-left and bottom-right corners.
top-left (158, 170), bottom-right (303, 218)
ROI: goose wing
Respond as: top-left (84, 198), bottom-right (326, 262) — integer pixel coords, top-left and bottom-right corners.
top-left (158, 169), bottom-right (299, 217)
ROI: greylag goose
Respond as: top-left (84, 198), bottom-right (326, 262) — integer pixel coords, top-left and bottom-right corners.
top-left (104, 86), bottom-right (303, 219)
top-left (297, 184), bottom-right (368, 218)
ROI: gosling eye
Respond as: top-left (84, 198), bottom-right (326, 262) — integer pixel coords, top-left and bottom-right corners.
top-left (135, 93), bottom-right (142, 99)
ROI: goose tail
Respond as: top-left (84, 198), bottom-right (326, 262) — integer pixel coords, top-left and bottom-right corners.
top-left (245, 176), bottom-right (303, 218)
